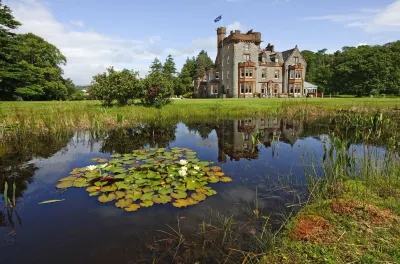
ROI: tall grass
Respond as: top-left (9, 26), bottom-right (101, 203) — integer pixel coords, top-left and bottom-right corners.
top-left (1, 98), bottom-right (399, 137)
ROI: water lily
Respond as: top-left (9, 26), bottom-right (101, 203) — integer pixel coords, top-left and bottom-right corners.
top-left (178, 169), bottom-right (187, 177)
top-left (86, 165), bottom-right (97, 171)
top-left (181, 166), bottom-right (188, 171)
top-left (194, 166), bottom-right (200, 171)
top-left (98, 163), bottom-right (108, 169)
top-left (179, 159), bottom-right (188, 165)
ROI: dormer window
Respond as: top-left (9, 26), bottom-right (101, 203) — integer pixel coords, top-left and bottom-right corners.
top-left (244, 43), bottom-right (249, 50)
top-left (275, 57), bottom-right (279, 63)
top-left (244, 54), bottom-right (250, 62)
top-left (262, 56), bottom-right (266, 63)
top-left (294, 57), bottom-right (299, 64)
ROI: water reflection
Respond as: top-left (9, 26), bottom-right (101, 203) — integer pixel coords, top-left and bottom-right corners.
top-left (1, 116), bottom-right (393, 264)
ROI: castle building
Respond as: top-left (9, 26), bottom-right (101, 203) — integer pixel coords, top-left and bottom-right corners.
top-left (196, 27), bottom-right (307, 98)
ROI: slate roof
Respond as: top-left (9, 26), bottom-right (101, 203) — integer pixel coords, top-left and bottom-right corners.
top-left (304, 82), bottom-right (318, 88)
top-left (281, 48), bottom-right (295, 61)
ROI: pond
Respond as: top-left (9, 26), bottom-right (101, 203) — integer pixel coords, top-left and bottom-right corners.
top-left (0, 116), bottom-right (389, 263)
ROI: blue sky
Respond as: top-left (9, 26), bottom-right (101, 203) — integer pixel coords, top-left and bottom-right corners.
top-left (5, 0), bottom-right (400, 84)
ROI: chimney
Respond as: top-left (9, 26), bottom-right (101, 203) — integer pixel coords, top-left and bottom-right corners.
top-left (266, 43), bottom-right (275, 52)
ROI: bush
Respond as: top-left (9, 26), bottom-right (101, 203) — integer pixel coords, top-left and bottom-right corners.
top-left (90, 67), bottom-right (141, 106)
top-left (142, 72), bottom-right (173, 108)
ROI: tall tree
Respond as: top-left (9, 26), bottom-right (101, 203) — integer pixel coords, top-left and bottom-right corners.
top-left (162, 55), bottom-right (176, 77)
top-left (195, 50), bottom-right (213, 80)
top-left (13, 33), bottom-right (67, 100)
top-left (175, 57), bottom-right (196, 95)
top-left (149, 57), bottom-right (163, 74)
top-left (0, 0), bottom-right (22, 100)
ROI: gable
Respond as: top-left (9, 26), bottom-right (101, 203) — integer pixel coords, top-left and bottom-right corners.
top-left (284, 47), bottom-right (307, 66)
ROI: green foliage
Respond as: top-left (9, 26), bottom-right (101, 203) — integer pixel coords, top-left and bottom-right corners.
top-left (90, 67), bottom-right (141, 106)
top-left (175, 57), bottom-right (196, 96)
top-left (0, 2), bottom-right (68, 101)
top-left (195, 50), bottom-right (213, 80)
top-left (302, 42), bottom-right (400, 96)
top-left (142, 58), bottom-right (173, 108)
top-left (56, 147), bottom-right (230, 212)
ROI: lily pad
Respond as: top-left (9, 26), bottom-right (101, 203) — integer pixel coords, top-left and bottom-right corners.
top-left (59, 147), bottom-right (231, 212)
top-left (191, 192), bottom-right (206, 201)
top-left (98, 193), bottom-right (117, 203)
top-left (115, 191), bottom-right (126, 199)
top-left (141, 191), bottom-right (154, 201)
top-left (124, 204), bottom-right (140, 212)
top-left (152, 194), bottom-right (172, 204)
top-left (220, 177), bottom-right (232, 182)
top-left (115, 198), bottom-right (133, 208)
top-left (101, 184), bottom-right (117, 192)
top-left (170, 190), bottom-right (187, 199)
top-left (140, 200), bottom-right (154, 207)
top-left (73, 181), bottom-right (90, 188)
top-left (86, 186), bottom-right (100, 192)
top-left (59, 176), bottom-right (78, 182)
top-left (56, 181), bottom-right (73, 189)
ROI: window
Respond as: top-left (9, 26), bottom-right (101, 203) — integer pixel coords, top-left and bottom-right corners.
top-left (295, 84), bottom-right (301, 93)
top-left (261, 88), bottom-right (265, 94)
top-left (274, 70), bottom-right (279, 79)
top-left (216, 71), bottom-right (219, 79)
top-left (240, 83), bottom-right (245, 93)
top-left (244, 83), bottom-right (253, 94)
top-left (290, 70), bottom-right (295, 79)
top-left (244, 43), bottom-right (249, 50)
top-left (227, 56), bottom-right (229, 64)
top-left (289, 84), bottom-right (294, 93)
top-left (245, 68), bottom-right (253, 77)
top-left (214, 85), bottom-right (218, 94)
top-left (274, 84), bottom-right (279, 94)
top-left (294, 57), bottom-right (299, 64)
top-left (222, 71), bottom-right (224, 80)
top-left (262, 69), bottom-right (266, 79)
top-left (244, 54), bottom-right (250, 62)
top-left (226, 83), bottom-right (229, 95)
top-left (262, 56), bottom-right (266, 63)
top-left (275, 57), bottom-right (279, 63)
top-left (295, 70), bottom-right (302, 79)
top-left (227, 69), bottom-right (229, 79)
top-left (240, 68), bottom-right (245, 78)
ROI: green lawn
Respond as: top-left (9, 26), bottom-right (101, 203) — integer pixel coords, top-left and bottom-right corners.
top-left (0, 98), bottom-right (399, 133)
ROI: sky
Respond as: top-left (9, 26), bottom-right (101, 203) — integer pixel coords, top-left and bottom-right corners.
top-left (4, 0), bottom-right (400, 85)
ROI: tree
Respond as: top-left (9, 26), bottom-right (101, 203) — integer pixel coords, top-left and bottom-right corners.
top-left (13, 33), bottom-right (67, 100)
top-left (195, 50), bottom-right (213, 80)
top-left (175, 57), bottom-right (196, 96)
top-left (0, 0), bottom-right (22, 100)
top-left (90, 67), bottom-right (141, 106)
top-left (142, 59), bottom-right (173, 108)
top-left (149, 57), bottom-right (163, 74)
top-left (163, 55), bottom-right (176, 77)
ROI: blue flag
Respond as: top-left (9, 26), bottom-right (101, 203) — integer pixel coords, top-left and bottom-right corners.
top-left (214, 15), bottom-right (222, 23)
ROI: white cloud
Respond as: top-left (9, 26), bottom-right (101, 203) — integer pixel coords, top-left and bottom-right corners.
top-left (70, 20), bottom-right (84, 27)
top-left (302, 0), bottom-right (400, 32)
top-left (7, 0), bottom-right (210, 84)
top-left (357, 42), bottom-right (368, 47)
top-left (226, 21), bottom-right (247, 32)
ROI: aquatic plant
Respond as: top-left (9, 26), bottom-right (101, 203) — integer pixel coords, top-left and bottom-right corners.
top-left (56, 147), bottom-right (231, 211)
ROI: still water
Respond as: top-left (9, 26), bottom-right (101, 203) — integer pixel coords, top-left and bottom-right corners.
top-left (0, 118), bottom-right (333, 263)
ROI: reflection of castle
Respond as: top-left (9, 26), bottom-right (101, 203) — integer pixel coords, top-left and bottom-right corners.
top-left (216, 117), bottom-right (303, 162)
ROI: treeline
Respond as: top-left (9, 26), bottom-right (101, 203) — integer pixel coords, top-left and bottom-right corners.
top-left (0, 1), bottom-right (84, 101)
top-left (90, 51), bottom-right (214, 107)
top-left (302, 42), bottom-right (400, 96)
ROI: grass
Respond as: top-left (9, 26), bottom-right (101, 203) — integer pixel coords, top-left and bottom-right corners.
top-left (0, 98), bottom-right (399, 135)
top-left (138, 112), bottom-right (400, 263)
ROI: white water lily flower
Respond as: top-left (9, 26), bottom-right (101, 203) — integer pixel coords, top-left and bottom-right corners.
top-left (98, 163), bottom-right (108, 169)
top-left (191, 180), bottom-right (195, 183)
top-left (179, 159), bottom-right (188, 165)
top-left (181, 166), bottom-right (188, 171)
top-left (86, 165), bottom-right (97, 171)
top-left (178, 169), bottom-right (187, 177)
top-left (194, 166), bottom-right (200, 171)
